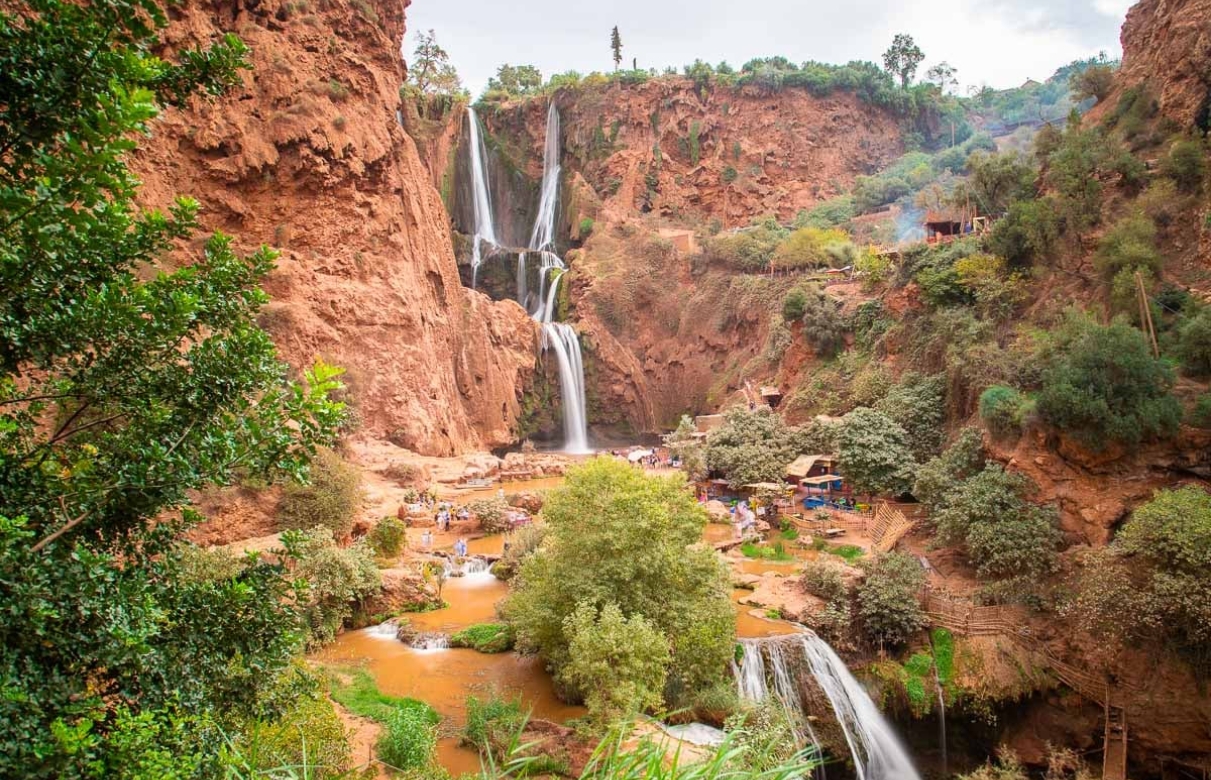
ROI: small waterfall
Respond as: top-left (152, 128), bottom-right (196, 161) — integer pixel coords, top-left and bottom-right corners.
top-left (529, 103), bottom-right (562, 252)
top-left (443, 555), bottom-right (491, 578)
top-left (466, 106), bottom-right (498, 287)
top-left (517, 252), bottom-right (528, 309)
top-left (734, 634), bottom-right (921, 780)
top-left (408, 632), bottom-right (451, 652)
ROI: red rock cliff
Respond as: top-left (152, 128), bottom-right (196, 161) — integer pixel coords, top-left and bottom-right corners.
top-left (132, 0), bottom-right (537, 456)
top-left (1112, 0), bottom-right (1211, 127)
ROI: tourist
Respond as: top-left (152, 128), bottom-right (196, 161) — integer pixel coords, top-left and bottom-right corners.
top-left (457, 506), bottom-right (470, 522)
top-left (421, 529), bottom-right (432, 550)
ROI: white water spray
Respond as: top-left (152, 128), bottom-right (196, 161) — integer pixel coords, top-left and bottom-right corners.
top-left (466, 106), bottom-right (498, 287)
top-left (734, 633), bottom-right (920, 780)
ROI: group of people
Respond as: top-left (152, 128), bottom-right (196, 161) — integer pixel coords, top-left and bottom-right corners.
top-left (417, 529), bottom-right (471, 558)
top-left (433, 505), bottom-right (471, 532)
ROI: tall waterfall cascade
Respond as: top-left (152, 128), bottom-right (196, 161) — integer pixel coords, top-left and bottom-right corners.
top-left (466, 106), bottom-right (498, 289)
top-left (461, 103), bottom-right (590, 453)
top-left (734, 633), bottom-right (922, 780)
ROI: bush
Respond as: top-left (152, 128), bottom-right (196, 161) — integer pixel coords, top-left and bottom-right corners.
top-left (466, 496), bottom-right (511, 533)
top-left (979, 385), bottom-right (1031, 438)
top-left (705, 406), bottom-right (829, 487)
top-left (578, 217), bottom-right (595, 237)
top-left (798, 289), bottom-right (849, 358)
top-left (501, 459), bottom-right (733, 710)
top-left (1036, 319), bottom-right (1181, 449)
top-left (288, 529), bottom-right (382, 647)
top-left (1094, 212), bottom-right (1162, 282)
top-left (377, 700), bottom-right (439, 772)
top-left (1175, 307), bottom-right (1211, 377)
top-left (705, 223), bottom-right (785, 272)
top-left (450, 622), bottom-right (514, 653)
top-left (988, 198), bottom-right (1060, 267)
top-left (837, 408), bottom-right (917, 497)
top-left (933, 465), bottom-right (1061, 584)
top-left (781, 288), bottom-right (808, 321)
top-left (772, 227), bottom-right (851, 271)
top-left (280, 447), bottom-right (363, 538)
top-left (1069, 64), bottom-right (1114, 102)
top-left (491, 522), bottom-right (546, 581)
top-left (954, 253), bottom-right (1028, 321)
top-left (876, 373), bottom-right (946, 461)
top-left (559, 601), bottom-right (671, 725)
top-left (912, 427), bottom-right (986, 510)
top-left (1161, 138), bottom-right (1207, 194)
top-left (368, 515), bottom-right (406, 557)
top-left (463, 693), bottom-right (525, 753)
top-left (237, 693), bottom-right (351, 779)
top-left (1191, 394), bottom-right (1211, 428)
top-left (801, 561), bottom-right (848, 603)
top-left (857, 552), bottom-right (926, 646)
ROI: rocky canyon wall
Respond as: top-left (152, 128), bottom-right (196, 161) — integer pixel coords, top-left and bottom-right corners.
top-left (132, 0), bottom-right (538, 456)
top-left (1112, 0), bottom-right (1211, 129)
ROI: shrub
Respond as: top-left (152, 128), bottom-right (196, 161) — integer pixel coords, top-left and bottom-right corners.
top-left (1116, 487), bottom-right (1211, 654)
top-left (1191, 395), bottom-right (1211, 428)
top-left (966, 152), bottom-right (1036, 214)
top-left (722, 165), bottom-right (738, 183)
top-left (280, 447), bottom-right (363, 538)
top-left (912, 427), bottom-right (986, 510)
top-left (772, 227), bottom-right (851, 271)
top-left (501, 459), bottom-right (733, 709)
top-left (1175, 306), bottom-right (1211, 377)
top-left (578, 217), bottom-right (595, 237)
top-left (1094, 212), bottom-right (1162, 281)
top-left (1036, 319), bottom-right (1181, 448)
top-left (954, 253), bottom-right (1028, 321)
top-left (368, 515), bottom-right (406, 557)
top-left (327, 79), bottom-right (350, 101)
top-left (559, 601), bottom-right (671, 725)
top-left (1161, 137), bottom-right (1207, 194)
top-left (801, 561), bottom-right (848, 603)
top-left (1069, 64), bottom-right (1114, 102)
top-left (857, 552), bottom-right (926, 646)
top-left (238, 693), bottom-right (350, 779)
top-left (463, 693), bottom-right (525, 753)
top-left (705, 406), bottom-right (829, 487)
top-left (450, 622), bottom-right (514, 653)
top-left (837, 408), bottom-right (917, 497)
top-left (979, 385), bottom-right (1030, 438)
top-left (988, 198), bottom-right (1060, 267)
top-left (933, 465), bottom-right (1061, 584)
top-left (466, 496), bottom-right (511, 533)
top-left (796, 195), bottom-right (856, 229)
top-left (377, 701), bottom-right (439, 771)
top-left (704, 223), bottom-right (785, 272)
top-left (876, 373), bottom-right (946, 461)
top-left (287, 529), bottom-right (381, 647)
top-left (492, 522), bottom-right (546, 581)
top-left (798, 289), bottom-right (849, 358)
top-left (781, 288), bottom-right (808, 321)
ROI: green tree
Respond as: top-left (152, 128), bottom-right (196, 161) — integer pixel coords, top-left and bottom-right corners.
top-left (560, 601), bottom-right (671, 725)
top-left (933, 465), bottom-right (1061, 584)
top-left (368, 515), bottom-right (407, 557)
top-left (705, 406), bottom-right (830, 487)
top-left (882, 34), bottom-right (925, 90)
top-left (409, 29), bottom-right (462, 96)
top-left (287, 529), bottom-right (381, 648)
top-left (966, 152), bottom-right (1036, 215)
top-left (279, 447), bottom-right (363, 538)
top-left (857, 552), bottom-right (926, 646)
top-left (1176, 306), bottom-right (1211, 377)
top-left (875, 373), bottom-right (947, 461)
top-left (487, 63), bottom-right (544, 96)
top-left (925, 61), bottom-right (958, 94)
top-left (610, 26), bottom-right (623, 71)
top-left (798, 288), bottom-right (850, 358)
top-left (1069, 64), bottom-right (1115, 102)
top-left (0, 0), bottom-right (344, 774)
top-left (912, 427), bottom-right (986, 511)
top-left (664, 414), bottom-right (706, 481)
top-left (836, 408), bottom-right (917, 497)
top-left (1036, 320), bottom-right (1181, 449)
top-left (502, 459), bottom-right (734, 707)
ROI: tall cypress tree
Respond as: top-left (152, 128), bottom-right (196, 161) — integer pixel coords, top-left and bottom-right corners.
top-left (611, 26), bottom-right (623, 71)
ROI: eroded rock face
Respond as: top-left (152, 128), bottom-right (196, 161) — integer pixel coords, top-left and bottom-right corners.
top-left (132, 0), bottom-right (538, 456)
top-left (1113, 0), bottom-right (1211, 128)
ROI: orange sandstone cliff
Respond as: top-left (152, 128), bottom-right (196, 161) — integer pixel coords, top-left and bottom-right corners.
top-left (132, 0), bottom-right (538, 456)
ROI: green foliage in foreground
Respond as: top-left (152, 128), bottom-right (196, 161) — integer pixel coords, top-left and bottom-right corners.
top-left (324, 667), bottom-right (441, 773)
top-left (463, 692), bottom-right (526, 754)
top-left (0, 0), bottom-right (344, 774)
top-left (502, 458), bottom-right (735, 721)
top-left (451, 622), bottom-right (515, 653)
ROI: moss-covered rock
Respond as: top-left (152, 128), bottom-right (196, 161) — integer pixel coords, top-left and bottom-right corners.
top-left (450, 622), bottom-right (514, 653)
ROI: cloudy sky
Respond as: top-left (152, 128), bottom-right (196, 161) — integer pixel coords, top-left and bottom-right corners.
top-left (406, 0), bottom-right (1137, 97)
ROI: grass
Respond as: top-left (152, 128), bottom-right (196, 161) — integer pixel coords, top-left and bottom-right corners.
top-left (450, 623), bottom-right (514, 653)
top-left (739, 540), bottom-right (794, 561)
top-left (325, 666), bottom-right (437, 725)
top-left (823, 543), bottom-right (865, 563)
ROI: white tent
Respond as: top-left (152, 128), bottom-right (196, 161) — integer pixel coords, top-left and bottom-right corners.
top-left (627, 449), bottom-right (654, 462)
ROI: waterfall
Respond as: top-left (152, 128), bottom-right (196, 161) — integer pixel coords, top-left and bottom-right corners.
top-left (734, 634), bottom-right (921, 780)
top-left (529, 103), bottom-right (562, 252)
top-left (517, 252), bottom-right (528, 310)
top-left (541, 323), bottom-right (590, 454)
top-left (466, 106), bottom-right (498, 288)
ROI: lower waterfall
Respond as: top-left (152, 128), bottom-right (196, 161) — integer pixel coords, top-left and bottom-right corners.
top-left (734, 633), bottom-right (921, 780)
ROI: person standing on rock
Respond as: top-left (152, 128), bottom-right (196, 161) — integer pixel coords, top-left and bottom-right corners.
top-left (421, 529), bottom-right (432, 550)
